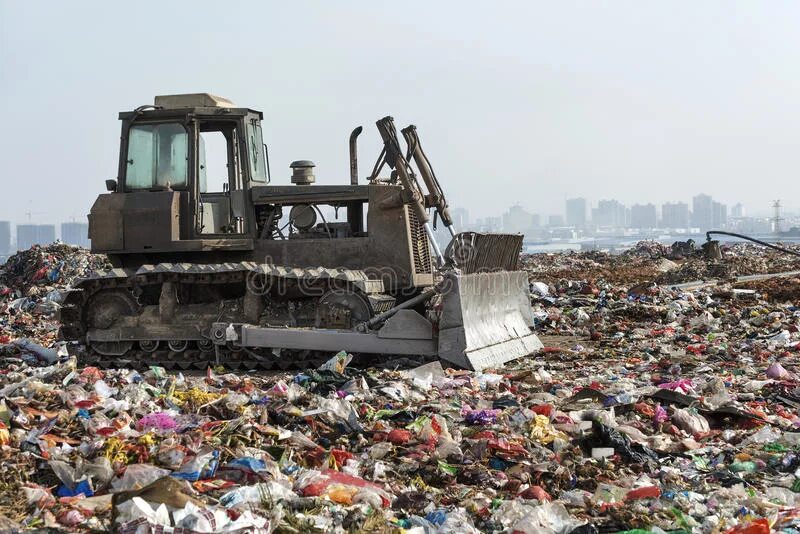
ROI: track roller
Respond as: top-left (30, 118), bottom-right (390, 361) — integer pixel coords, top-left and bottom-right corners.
top-left (139, 340), bottom-right (159, 353)
top-left (167, 340), bottom-right (189, 352)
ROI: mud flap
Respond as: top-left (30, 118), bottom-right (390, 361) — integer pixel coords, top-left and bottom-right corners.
top-left (437, 271), bottom-right (543, 371)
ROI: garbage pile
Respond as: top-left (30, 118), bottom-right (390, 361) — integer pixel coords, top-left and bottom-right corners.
top-left (0, 242), bottom-right (798, 533)
top-left (0, 244), bottom-right (110, 362)
top-left (734, 276), bottom-right (800, 304)
top-left (522, 241), bottom-right (800, 287)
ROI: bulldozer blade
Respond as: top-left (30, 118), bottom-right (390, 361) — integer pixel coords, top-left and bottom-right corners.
top-left (436, 270), bottom-right (543, 371)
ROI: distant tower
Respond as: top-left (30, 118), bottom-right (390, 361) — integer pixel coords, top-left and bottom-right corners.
top-left (772, 200), bottom-right (784, 234)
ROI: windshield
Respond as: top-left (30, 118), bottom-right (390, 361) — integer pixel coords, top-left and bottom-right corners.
top-left (126, 123), bottom-right (188, 190)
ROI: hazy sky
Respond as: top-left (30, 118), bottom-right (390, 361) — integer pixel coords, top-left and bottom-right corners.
top-left (1, 1), bottom-right (798, 226)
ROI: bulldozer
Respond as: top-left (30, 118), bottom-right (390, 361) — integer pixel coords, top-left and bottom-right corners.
top-left (59, 93), bottom-right (543, 371)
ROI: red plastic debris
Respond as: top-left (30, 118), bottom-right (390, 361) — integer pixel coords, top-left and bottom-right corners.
top-left (300, 469), bottom-right (389, 507)
top-left (531, 404), bottom-right (554, 417)
top-left (518, 485), bottom-right (552, 501)
top-left (686, 344), bottom-right (707, 355)
top-left (487, 438), bottom-right (528, 458)
top-left (388, 428), bottom-right (412, 444)
top-left (634, 402), bottom-right (655, 417)
top-left (724, 519), bottom-right (770, 534)
top-left (625, 486), bottom-right (661, 501)
top-left (330, 448), bottom-right (354, 467)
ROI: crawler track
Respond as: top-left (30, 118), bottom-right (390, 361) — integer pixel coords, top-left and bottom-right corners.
top-left (60, 262), bottom-right (416, 371)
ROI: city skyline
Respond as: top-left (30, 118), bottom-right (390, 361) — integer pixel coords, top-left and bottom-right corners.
top-left (474, 192), bottom-right (797, 236)
top-left (0, 192), bottom-right (796, 256)
top-left (0, 221), bottom-right (90, 256)
top-left (1, 194), bottom-right (793, 227)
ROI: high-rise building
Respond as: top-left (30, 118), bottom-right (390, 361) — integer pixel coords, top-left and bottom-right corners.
top-left (17, 225), bottom-right (38, 251)
top-left (547, 214), bottom-right (565, 227)
top-left (712, 202), bottom-right (727, 229)
top-left (0, 221), bottom-right (10, 256)
top-left (450, 207), bottom-right (469, 230)
top-left (37, 225), bottom-right (56, 245)
top-left (474, 216), bottom-right (502, 232)
top-left (592, 200), bottom-right (627, 228)
top-left (629, 204), bottom-right (658, 229)
top-left (16, 224), bottom-right (56, 251)
top-left (61, 222), bottom-right (90, 248)
top-left (565, 198), bottom-right (587, 228)
top-left (502, 205), bottom-right (536, 234)
top-left (731, 203), bottom-right (745, 218)
top-left (692, 194), bottom-right (713, 230)
top-left (661, 202), bottom-right (690, 228)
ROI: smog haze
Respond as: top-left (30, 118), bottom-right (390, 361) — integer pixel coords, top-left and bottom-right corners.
top-left (1, 0), bottom-right (799, 224)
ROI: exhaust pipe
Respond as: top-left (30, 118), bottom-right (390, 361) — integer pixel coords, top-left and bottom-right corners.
top-left (349, 126), bottom-right (362, 185)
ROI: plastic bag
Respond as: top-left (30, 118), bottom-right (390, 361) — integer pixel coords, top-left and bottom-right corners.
top-left (403, 361), bottom-right (445, 391)
top-left (494, 501), bottom-right (584, 534)
top-left (317, 350), bottom-right (352, 373)
top-left (438, 508), bottom-right (482, 533)
top-left (672, 408), bottom-right (710, 435)
top-left (595, 424), bottom-right (658, 464)
top-left (766, 361), bottom-right (793, 379)
top-left (12, 338), bottom-right (58, 364)
top-left (173, 449), bottom-right (219, 482)
top-left (295, 468), bottom-right (390, 507)
top-left (220, 480), bottom-right (296, 507)
top-left (111, 464), bottom-right (170, 492)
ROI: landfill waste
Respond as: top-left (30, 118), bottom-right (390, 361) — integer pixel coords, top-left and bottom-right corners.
top-left (0, 243), bottom-right (110, 363)
top-left (0, 241), bottom-right (798, 532)
top-left (521, 240), bottom-right (800, 286)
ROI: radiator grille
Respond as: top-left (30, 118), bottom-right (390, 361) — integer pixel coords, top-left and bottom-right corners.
top-left (368, 294), bottom-right (396, 314)
top-left (445, 232), bottom-right (523, 273)
top-left (407, 207), bottom-right (433, 274)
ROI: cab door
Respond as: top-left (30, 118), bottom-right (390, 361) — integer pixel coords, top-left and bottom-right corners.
top-left (195, 119), bottom-right (248, 236)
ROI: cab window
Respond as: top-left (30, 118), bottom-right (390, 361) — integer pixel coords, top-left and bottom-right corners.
top-left (126, 123), bottom-right (188, 190)
top-left (246, 119), bottom-right (268, 182)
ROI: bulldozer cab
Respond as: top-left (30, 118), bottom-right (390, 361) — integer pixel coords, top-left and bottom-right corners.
top-left (195, 114), bottom-right (269, 235)
top-left (89, 94), bottom-right (264, 256)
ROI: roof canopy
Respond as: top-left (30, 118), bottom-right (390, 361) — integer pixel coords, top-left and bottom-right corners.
top-left (154, 93), bottom-right (235, 109)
